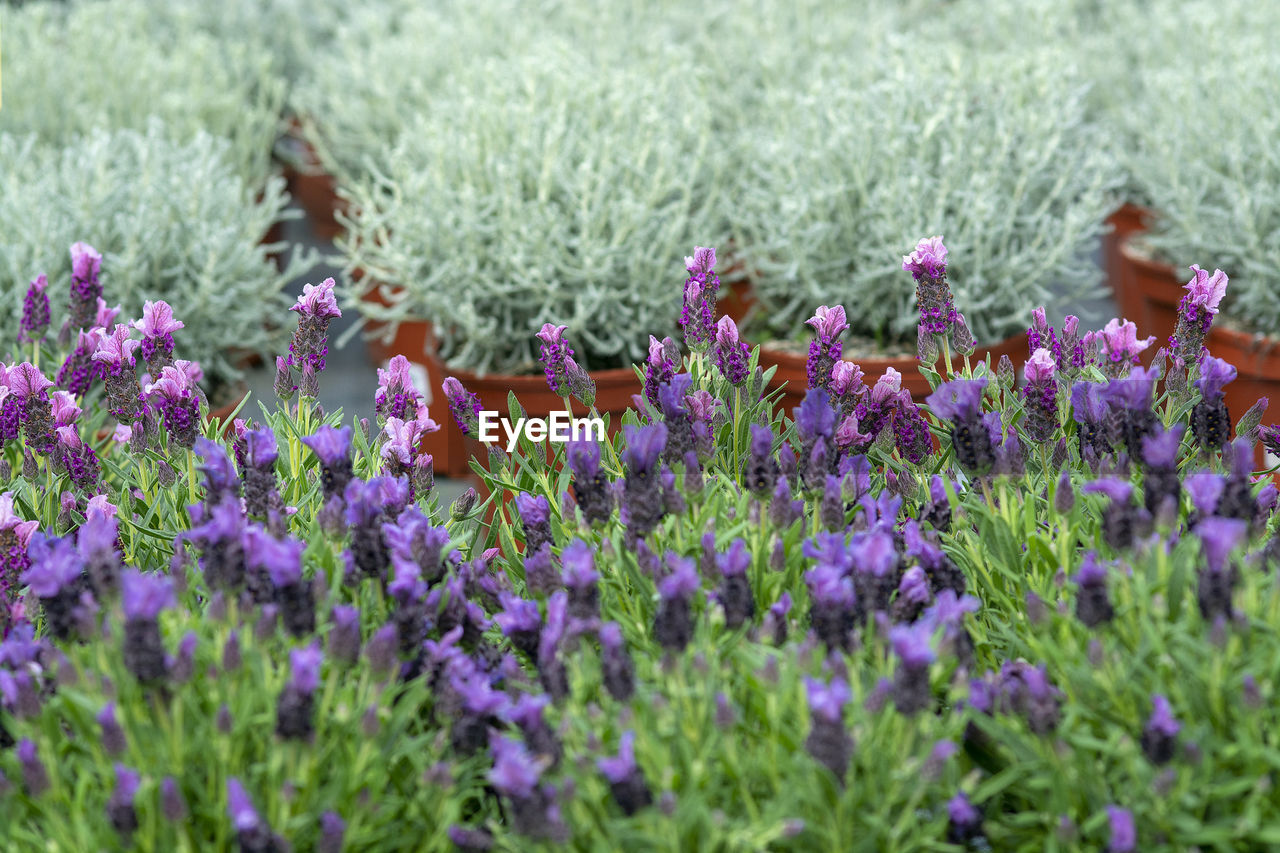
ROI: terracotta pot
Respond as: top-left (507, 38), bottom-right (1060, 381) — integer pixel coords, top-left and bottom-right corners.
top-left (1103, 202), bottom-right (1153, 323)
top-left (1119, 239), bottom-right (1280, 429)
top-left (758, 332), bottom-right (1030, 415)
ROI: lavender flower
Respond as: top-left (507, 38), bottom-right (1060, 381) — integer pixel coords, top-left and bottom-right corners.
top-left (1083, 478), bottom-right (1147, 552)
top-left (1099, 319), bottom-right (1155, 378)
top-left (120, 569), bottom-right (173, 683)
top-left (804, 676), bottom-right (853, 783)
top-left (1074, 552), bottom-right (1114, 627)
top-left (536, 323), bottom-right (578, 396)
top-left (889, 619), bottom-right (935, 715)
top-left (742, 424), bottom-right (780, 497)
top-left (488, 734), bottom-right (566, 841)
top-left (1140, 694), bottom-right (1180, 765)
top-left (1107, 806), bottom-right (1136, 853)
top-left (373, 355), bottom-right (425, 423)
top-left (715, 539), bottom-right (754, 629)
top-left (621, 423), bottom-right (669, 540)
top-left (712, 316), bottom-right (750, 385)
top-left (1022, 348), bottom-right (1060, 442)
top-left (1170, 265), bottom-right (1228, 366)
top-left (277, 645), bottom-right (323, 740)
top-left (562, 539), bottom-right (599, 622)
top-left (1140, 425), bottom-right (1184, 520)
top-left (303, 425), bottom-right (354, 500)
top-left (161, 777), bottom-right (188, 823)
top-left (318, 811), bottom-right (345, 853)
top-left (566, 439), bottom-right (613, 525)
top-left (144, 364), bottom-right (201, 449)
top-left (598, 731), bottom-right (653, 815)
top-left (1191, 354), bottom-right (1236, 452)
top-left (20, 534), bottom-right (87, 641)
top-left (927, 379), bottom-right (995, 477)
top-left (654, 555), bottom-right (699, 651)
top-left (903, 236), bottom-right (956, 345)
top-left (642, 335), bottom-right (680, 409)
top-left (1196, 517), bottom-right (1246, 620)
top-left (442, 376), bottom-right (482, 436)
top-left (97, 702), bottom-right (127, 756)
top-left (599, 621), bottom-right (635, 701)
top-left (288, 277), bottom-right (342, 378)
top-left (17, 739), bottom-right (49, 796)
top-left (10, 362), bottom-right (57, 454)
top-left (20, 274), bottom-right (51, 343)
top-left (106, 764), bottom-right (141, 837)
top-left (228, 777), bottom-right (281, 852)
top-left (805, 305), bottom-right (847, 392)
top-left (804, 564), bottom-right (857, 651)
top-left (134, 300), bottom-right (184, 376)
top-left (68, 241), bottom-right (103, 331)
top-left (947, 793), bottom-right (983, 844)
top-left (680, 247), bottom-right (719, 351)
top-left (516, 493), bottom-right (553, 555)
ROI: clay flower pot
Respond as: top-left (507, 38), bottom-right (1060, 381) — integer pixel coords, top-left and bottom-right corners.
top-left (1103, 202), bottom-right (1153, 323)
top-left (757, 333), bottom-right (1030, 415)
top-left (279, 130), bottom-right (347, 244)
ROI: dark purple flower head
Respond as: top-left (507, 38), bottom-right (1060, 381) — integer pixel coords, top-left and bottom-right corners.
top-left (536, 324), bottom-right (577, 396)
top-left (1196, 517), bottom-right (1247, 573)
top-left (495, 592), bottom-right (542, 638)
top-left (442, 375), bottom-right (483, 436)
top-left (112, 763), bottom-right (141, 805)
top-left (195, 438), bottom-right (239, 503)
top-left (245, 529), bottom-right (305, 588)
top-left (488, 733), bottom-right (543, 799)
top-left (1106, 806), bottom-right (1136, 853)
top-left (303, 425), bottom-right (352, 469)
top-left (597, 730), bottom-right (640, 784)
top-left (161, 777), bottom-right (187, 822)
top-left (1183, 265), bottom-right (1228, 313)
top-left (926, 379), bottom-right (988, 422)
top-left (7, 362), bottom-right (54, 399)
top-left (805, 675), bottom-right (850, 724)
top-left (1147, 694), bottom-right (1180, 738)
top-left (121, 570), bottom-right (173, 621)
top-left (713, 316), bottom-right (751, 386)
top-left (897, 566), bottom-right (931, 606)
top-left (92, 324), bottom-right (142, 372)
top-left (243, 426), bottom-right (278, 470)
top-left (622, 423), bottom-right (667, 474)
top-left (902, 236), bottom-right (947, 280)
top-left (1075, 551), bottom-right (1108, 586)
top-left (851, 530), bottom-right (897, 579)
top-left (1195, 354), bottom-right (1237, 402)
top-left (948, 792), bottom-right (982, 833)
top-left (1070, 380), bottom-right (1108, 425)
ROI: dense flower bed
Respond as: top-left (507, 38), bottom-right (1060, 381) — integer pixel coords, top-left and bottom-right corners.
top-left (0, 238), bottom-right (1278, 850)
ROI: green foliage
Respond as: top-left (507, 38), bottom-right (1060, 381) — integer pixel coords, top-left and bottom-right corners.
top-left (0, 126), bottom-right (314, 390)
top-left (1, 0), bottom-right (285, 185)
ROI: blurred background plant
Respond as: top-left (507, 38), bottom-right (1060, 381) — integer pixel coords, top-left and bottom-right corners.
top-left (0, 125), bottom-right (314, 392)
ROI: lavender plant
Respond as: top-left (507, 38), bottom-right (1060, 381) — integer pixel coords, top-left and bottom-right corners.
top-left (2, 234), bottom-right (1280, 851)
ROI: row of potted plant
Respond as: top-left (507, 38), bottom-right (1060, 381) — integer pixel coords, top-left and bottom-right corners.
top-left (2, 232), bottom-right (1279, 848)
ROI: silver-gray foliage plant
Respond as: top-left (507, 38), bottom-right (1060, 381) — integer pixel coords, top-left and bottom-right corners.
top-left (0, 125), bottom-right (315, 390)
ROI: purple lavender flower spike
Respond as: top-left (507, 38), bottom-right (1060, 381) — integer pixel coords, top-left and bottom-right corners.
top-left (1022, 348), bottom-right (1060, 442)
top-left (715, 539), bottom-right (754, 629)
top-left (889, 620), bottom-right (936, 715)
top-left (98, 702), bottom-right (127, 755)
top-left (1106, 805), bottom-right (1136, 853)
top-left (927, 379), bottom-right (995, 476)
top-left (805, 305), bottom-right (848, 391)
top-left (17, 739), bottom-right (49, 796)
top-left (712, 316), bottom-right (750, 385)
top-left (1171, 264), bottom-right (1228, 366)
top-left (1083, 478), bottom-right (1146, 551)
top-left (654, 554), bottom-right (699, 651)
top-left (161, 777), bottom-right (188, 823)
top-left (68, 242), bottom-right (103, 332)
top-left (276, 644), bottom-right (323, 739)
top-left (303, 425), bottom-right (354, 499)
top-left (1074, 551), bottom-right (1114, 627)
top-left (1140, 694), bottom-right (1180, 765)
top-left (562, 539), bottom-right (600, 622)
top-left (318, 811), bottom-right (346, 853)
top-left (1190, 354), bottom-right (1236, 453)
top-left (680, 247), bottom-right (719, 351)
top-left (120, 569), bottom-right (173, 683)
top-left (536, 323), bottom-right (577, 397)
top-left (599, 621), bottom-right (635, 701)
top-left (903, 236), bottom-right (956, 345)
top-left (516, 493), bottom-right (553, 555)
top-left (743, 424), bottom-right (779, 497)
top-left (374, 355), bottom-right (425, 423)
top-left (20, 274), bottom-right (51, 343)
top-left (567, 439), bottom-right (613, 525)
top-left (442, 376), bottom-right (482, 436)
top-left (947, 793), bottom-right (983, 844)
top-left (106, 763), bottom-right (142, 837)
top-left (597, 731), bottom-right (653, 815)
top-left (804, 676), bottom-right (853, 783)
